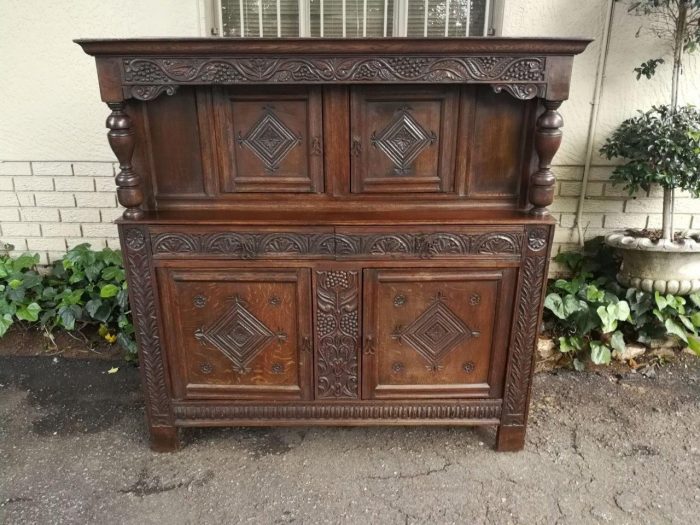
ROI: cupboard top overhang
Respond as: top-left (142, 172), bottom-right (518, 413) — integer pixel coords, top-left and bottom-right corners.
top-left (76, 37), bottom-right (592, 103)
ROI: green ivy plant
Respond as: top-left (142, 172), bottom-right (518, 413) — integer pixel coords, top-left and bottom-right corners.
top-left (0, 244), bottom-right (137, 360)
top-left (543, 239), bottom-right (700, 368)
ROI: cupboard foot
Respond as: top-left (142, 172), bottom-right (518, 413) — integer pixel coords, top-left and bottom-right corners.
top-left (149, 425), bottom-right (180, 452)
top-left (495, 424), bottom-right (526, 452)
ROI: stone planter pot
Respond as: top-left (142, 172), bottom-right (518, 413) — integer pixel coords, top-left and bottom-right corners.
top-left (605, 230), bottom-right (700, 295)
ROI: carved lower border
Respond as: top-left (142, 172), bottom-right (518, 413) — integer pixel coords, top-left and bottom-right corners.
top-left (120, 226), bottom-right (172, 426)
top-left (501, 226), bottom-right (550, 426)
top-left (172, 401), bottom-right (502, 422)
top-left (121, 55), bottom-right (547, 101)
top-left (150, 231), bottom-right (524, 258)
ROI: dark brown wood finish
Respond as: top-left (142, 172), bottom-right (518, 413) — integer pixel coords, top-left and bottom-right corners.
top-left (79, 37), bottom-right (589, 452)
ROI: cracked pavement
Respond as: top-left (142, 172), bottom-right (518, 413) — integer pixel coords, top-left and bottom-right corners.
top-left (1, 355), bottom-right (699, 524)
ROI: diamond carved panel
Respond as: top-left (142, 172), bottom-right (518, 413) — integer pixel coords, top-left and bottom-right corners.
top-left (237, 106), bottom-right (301, 172)
top-left (371, 106), bottom-right (437, 175)
top-left (195, 295), bottom-right (281, 373)
top-left (392, 293), bottom-right (479, 371)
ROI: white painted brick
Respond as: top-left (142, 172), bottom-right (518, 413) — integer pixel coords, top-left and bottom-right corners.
top-left (1, 223), bottom-right (41, 237)
top-left (0, 192), bottom-right (19, 206)
top-left (625, 198), bottom-right (666, 214)
top-left (554, 228), bottom-right (579, 244)
top-left (0, 176), bottom-right (11, 190)
top-left (578, 214), bottom-right (604, 229)
top-left (93, 177), bottom-right (116, 192)
top-left (74, 192), bottom-right (116, 208)
top-left (588, 166), bottom-right (614, 181)
top-left (585, 183), bottom-right (605, 197)
top-left (693, 216), bottom-right (700, 229)
top-left (0, 208), bottom-right (20, 221)
top-left (13, 176), bottom-right (54, 191)
top-left (34, 192), bottom-right (74, 207)
top-left (579, 199), bottom-right (625, 213)
top-left (647, 186), bottom-right (665, 198)
top-left (67, 237), bottom-right (106, 249)
top-left (27, 238), bottom-right (67, 251)
top-left (549, 198), bottom-right (578, 213)
top-left (54, 177), bottom-right (95, 192)
top-left (0, 238), bottom-right (28, 251)
top-left (72, 162), bottom-right (115, 177)
top-left (31, 162), bottom-right (74, 176)
top-left (35, 252), bottom-right (49, 265)
top-left (82, 223), bottom-right (118, 237)
top-left (604, 214), bottom-right (648, 229)
top-left (559, 213), bottom-right (576, 228)
top-left (554, 166), bottom-right (583, 182)
top-left (40, 223), bottom-right (82, 237)
top-left (647, 214), bottom-right (692, 229)
top-left (559, 182), bottom-right (582, 197)
top-left (106, 238), bottom-right (122, 250)
top-left (604, 184), bottom-right (641, 198)
top-left (674, 199), bottom-right (700, 214)
top-left (0, 161), bottom-right (32, 175)
top-left (100, 208), bottom-right (123, 223)
top-left (16, 192), bottom-right (35, 206)
top-left (60, 208), bottom-right (101, 223)
top-left (21, 207), bottom-right (59, 222)
top-left (46, 252), bottom-right (67, 264)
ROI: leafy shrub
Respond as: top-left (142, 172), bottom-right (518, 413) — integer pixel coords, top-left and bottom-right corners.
top-left (0, 244), bottom-right (137, 360)
top-left (543, 239), bottom-right (700, 369)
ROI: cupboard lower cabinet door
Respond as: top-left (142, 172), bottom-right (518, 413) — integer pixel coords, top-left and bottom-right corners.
top-left (158, 268), bottom-right (313, 400)
top-left (362, 268), bottom-right (516, 399)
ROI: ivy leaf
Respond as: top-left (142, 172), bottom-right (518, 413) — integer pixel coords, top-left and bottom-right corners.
top-left (690, 312), bottom-right (700, 328)
top-left (0, 313), bottom-right (13, 337)
top-left (101, 266), bottom-right (125, 282)
top-left (573, 358), bottom-right (586, 372)
top-left (610, 330), bottom-right (626, 356)
top-left (58, 306), bottom-right (76, 330)
top-left (688, 336), bottom-right (700, 356)
top-left (16, 302), bottom-right (41, 322)
top-left (85, 299), bottom-right (102, 318)
top-left (559, 336), bottom-right (583, 353)
top-left (12, 253), bottom-right (39, 272)
top-left (100, 284), bottom-right (119, 298)
top-left (590, 341), bottom-right (612, 365)
top-left (665, 318), bottom-right (688, 343)
top-left (689, 293), bottom-right (700, 308)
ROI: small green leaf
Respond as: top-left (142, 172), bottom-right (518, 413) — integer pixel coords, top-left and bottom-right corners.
top-left (610, 331), bottom-right (626, 355)
top-left (590, 341), bottom-right (612, 365)
top-left (573, 358), bottom-right (585, 372)
top-left (665, 318), bottom-right (688, 343)
top-left (100, 284), bottom-right (119, 298)
top-left (655, 291), bottom-right (668, 311)
top-left (16, 302), bottom-right (41, 322)
top-left (690, 312), bottom-right (700, 328)
top-left (0, 313), bottom-right (13, 337)
top-left (107, 367), bottom-right (119, 374)
top-left (559, 336), bottom-right (583, 353)
top-left (8, 279), bottom-right (22, 290)
top-left (688, 336), bottom-right (700, 356)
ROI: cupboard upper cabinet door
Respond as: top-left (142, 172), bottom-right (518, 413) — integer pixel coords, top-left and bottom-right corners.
top-left (215, 87), bottom-right (323, 193)
top-left (158, 267), bottom-right (313, 400)
top-left (350, 86), bottom-right (459, 193)
top-left (362, 268), bottom-right (515, 400)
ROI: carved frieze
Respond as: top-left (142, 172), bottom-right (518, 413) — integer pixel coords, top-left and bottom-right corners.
top-left (314, 270), bottom-right (360, 399)
top-left (120, 56), bottom-right (547, 100)
top-left (150, 231), bottom-right (525, 258)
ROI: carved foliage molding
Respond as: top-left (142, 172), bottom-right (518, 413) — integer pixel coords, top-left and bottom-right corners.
top-left (121, 226), bottom-right (171, 426)
top-left (173, 401), bottom-right (502, 421)
top-left (151, 231), bottom-right (524, 258)
top-left (502, 226), bottom-right (550, 426)
top-left (315, 270), bottom-right (360, 399)
top-left (121, 56), bottom-right (547, 100)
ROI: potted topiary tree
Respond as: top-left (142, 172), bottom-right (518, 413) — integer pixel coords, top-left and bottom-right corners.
top-left (601, 0), bottom-right (700, 295)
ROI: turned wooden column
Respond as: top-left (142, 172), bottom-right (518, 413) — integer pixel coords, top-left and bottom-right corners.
top-left (529, 100), bottom-right (563, 216)
top-left (106, 102), bottom-right (144, 220)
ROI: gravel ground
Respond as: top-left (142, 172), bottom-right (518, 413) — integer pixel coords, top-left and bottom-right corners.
top-left (1, 355), bottom-right (699, 524)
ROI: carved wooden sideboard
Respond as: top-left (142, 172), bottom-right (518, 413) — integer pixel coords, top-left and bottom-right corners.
top-left (77, 38), bottom-right (590, 451)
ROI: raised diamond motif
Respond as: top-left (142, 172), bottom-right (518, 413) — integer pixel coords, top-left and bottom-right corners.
top-left (195, 295), bottom-right (277, 373)
top-left (392, 293), bottom-right (479, 369)
top-left (237, 106), bottom-right (301, 172)
top-left (371, 106), bottom-right (437, 175)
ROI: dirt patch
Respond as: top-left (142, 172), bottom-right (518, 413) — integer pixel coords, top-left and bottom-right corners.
top-left (0, 325), bottom-right (123, 360)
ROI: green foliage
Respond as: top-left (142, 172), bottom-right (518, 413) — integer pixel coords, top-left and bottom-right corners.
top-left (599, 105), bottom-right (700, 195)
top-left (543, 238), bottom-right (700, 367)
top-left (0, 244), bottom-right (136, 360)
top-left (634, 58), bottom-right (665, 79)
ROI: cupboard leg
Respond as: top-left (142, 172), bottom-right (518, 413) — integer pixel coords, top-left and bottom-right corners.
top-left (495, 424), bottom-right (526, 452)
top-left (149, 425), bottom-right (180, 452)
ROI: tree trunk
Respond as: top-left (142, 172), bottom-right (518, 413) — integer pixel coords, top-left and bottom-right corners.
top-left (662, 187), bottom-right (674, 242)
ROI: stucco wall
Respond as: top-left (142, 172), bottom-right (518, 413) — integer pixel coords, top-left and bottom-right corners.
top-left (0, 0), bottom-right (699, 265)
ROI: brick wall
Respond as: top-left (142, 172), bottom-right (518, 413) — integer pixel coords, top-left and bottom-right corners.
top-left (0, 161), bottom-right (121, 264)
top-left (1, 160), bottom-right (699, 271)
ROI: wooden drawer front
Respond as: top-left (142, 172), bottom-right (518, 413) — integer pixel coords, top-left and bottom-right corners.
top-left (216, 87), bottom-right (323, 193)
top-left (159, 268), bottom-right (312, 400)
top-left (362, 268), bottom-right (515, 399)
top-left (350, 86), bottom-right (459, 193)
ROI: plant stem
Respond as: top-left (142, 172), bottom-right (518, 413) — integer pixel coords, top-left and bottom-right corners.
top-left (671, 1), bottom-right (688, 110)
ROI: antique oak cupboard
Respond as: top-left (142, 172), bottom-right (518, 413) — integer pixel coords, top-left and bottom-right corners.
top-left (77, 37), bottom-right (590, 452)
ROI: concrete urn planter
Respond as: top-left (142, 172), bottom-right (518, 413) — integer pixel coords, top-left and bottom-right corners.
top-left (605, 230), bottom-right (700, 295)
